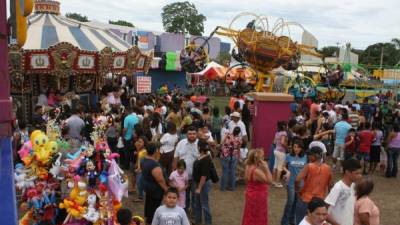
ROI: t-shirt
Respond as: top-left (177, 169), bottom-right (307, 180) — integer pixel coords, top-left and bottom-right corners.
top-left (274, 131), bottom-right (287, 153)
top-left (192, 156), bottom-right (211, 183)
top-left (174, 139), bottom-right (199, 179)
top-left (325, 181), bottom-right (356, 225)
top-left (151, 205), bottom-right (190, 225)
top-left (299, 163), bottom-right (332, 203)
top-left (334, 121), bottom-right (352, 145)
top-left (358, 130), bottom-right (375, 153)
top-left (354, 196), bottom-right (380, 225)
top-left (349, 113), bottom-right (360, 129)
top-left (372, 130), bottom-right (383, 146)
top-left (228, 120), bottom-right (247, 137)
top-left (345, 136), bottom-right (356, 153)
top-left (160, 133), bottom-right (179, 154)
top-left (66, 115), bottom-right (85, 140)
top-left (123, 113), bottom-right (139, 140)
top-left (137, 149), bottom-right (147, 168)
top-left (299, 217), bottom-right (329, 225)
top-left (286, 154), bottom-right (307, 187)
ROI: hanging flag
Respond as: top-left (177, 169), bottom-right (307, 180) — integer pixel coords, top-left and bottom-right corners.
top-left (165, 52), bottom-right (178, 71)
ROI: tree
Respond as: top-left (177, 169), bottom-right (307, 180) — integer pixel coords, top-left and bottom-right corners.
top-left (317, 46), bottom-right (339, 58)
top-left (161, 1), bottom-right (206, 35)
top-left (109, 20), bottom-right (135, 28)
top-left (359, 42), bottom-right (400, 66)
top-left (392, 38), bottom-right (400, 49)
top-left (65, 13), bottom-right (89, 22)
top-left (216, 52), bottom-right (231, 65)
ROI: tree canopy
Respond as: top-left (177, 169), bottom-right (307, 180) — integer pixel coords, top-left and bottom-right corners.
top-left (359, 42), bottom-right (400, 67)
top-left (161, 1), bottom-right (206, 36)
top-left (318, 46), bottom-right (339, 58)
top-left (109, 20), bottom-right (135, 28)
top-left (65, 13), bottom-right (89, 22)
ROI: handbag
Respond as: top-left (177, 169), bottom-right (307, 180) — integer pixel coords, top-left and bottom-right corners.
top-left (117, 137), bottom-right (124, 148)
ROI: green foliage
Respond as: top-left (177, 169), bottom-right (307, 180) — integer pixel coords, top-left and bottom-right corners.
top-left (65, 13), bottom-right (89, 22)
top-left (216, 51), bottom-right (231, 65)
top-left (161, 1), bottom-right (206, 35)
top-left (109, 20), bottom-right (135, 28)
top-left (317, 46), bottom-right (339, 58)
top-left (359, 42), bottom-right (400, 66)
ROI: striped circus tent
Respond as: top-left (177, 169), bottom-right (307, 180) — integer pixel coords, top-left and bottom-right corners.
top-left (23, 13), bottom-right (131, 51)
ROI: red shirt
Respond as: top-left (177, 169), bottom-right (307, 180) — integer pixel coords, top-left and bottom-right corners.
top-left (358, 130), bottom-right (375, 153)
top-left (345, 136), bottom-right (356, 153)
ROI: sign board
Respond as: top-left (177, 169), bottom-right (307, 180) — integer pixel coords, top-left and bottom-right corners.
top-left (78, 55), bottom-right (95, 69)
top-left (30, 54), bottom-right (50, 69)
top-left (136, 76), bottom-right (151, 93)
top-left (113, 56), bottom-right (126, 69)
top-left (138, 35), bottom-right (149, 49)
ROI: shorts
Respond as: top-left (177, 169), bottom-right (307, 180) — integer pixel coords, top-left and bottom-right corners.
top-left (370, 146), bottom-right (381, 163)
top-left (357, 152), bottom-right (370, 161)
top-left (273, 150), bottom-right (286, 171)
top-left (333, 143), bottom-right (345, 161)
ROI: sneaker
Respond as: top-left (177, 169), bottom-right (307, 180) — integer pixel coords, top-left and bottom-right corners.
top-left (272, 182), bottom-right (283, 188)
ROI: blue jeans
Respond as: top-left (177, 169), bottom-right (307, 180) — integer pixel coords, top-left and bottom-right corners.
top-left (386, 148), bottom-right (400, 177)
top-left (295, 198), bottom-right (308, 225)
top-left (136, 172), bottom-right (144, 199)
top-left (195, 180), bottom-right (212, 225)
top-left (220, 157), bottom-right (238, 191)
top-left (185, 179), bottom-right (196, 212)
top-left (281, 185), bottom-right (297, 225)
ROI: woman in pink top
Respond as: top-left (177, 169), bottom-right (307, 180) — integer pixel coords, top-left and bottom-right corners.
top-left (272, 121), bottom-right (288, 188)
top-left (354, 177), bottom-right (380, 225)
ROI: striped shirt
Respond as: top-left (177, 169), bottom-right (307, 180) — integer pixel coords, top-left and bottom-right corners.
top-left (348, 113), bottom-right (360, 130)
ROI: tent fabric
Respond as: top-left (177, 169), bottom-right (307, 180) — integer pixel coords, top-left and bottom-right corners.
top-left (24, 13), bottom-right (131, 51)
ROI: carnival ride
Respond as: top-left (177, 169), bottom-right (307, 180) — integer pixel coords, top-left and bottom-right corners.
top-left (181, 12), bottom-right (322, 97)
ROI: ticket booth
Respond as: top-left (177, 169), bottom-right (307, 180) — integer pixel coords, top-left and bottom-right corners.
top-left (249, 92), bottom-right (294, 158)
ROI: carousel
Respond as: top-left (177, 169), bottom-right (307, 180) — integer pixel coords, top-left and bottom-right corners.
top-left (9, 0), bottom-right (153, 121)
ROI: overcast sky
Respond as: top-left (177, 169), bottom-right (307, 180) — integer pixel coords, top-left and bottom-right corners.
top-left (58, 0), bottom-right (399, 49)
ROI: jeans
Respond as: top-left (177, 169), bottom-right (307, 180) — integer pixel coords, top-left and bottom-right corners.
top-left (295, 198), bottom-right (308, 225)
top-left (220, 157), bottom-right (238, 191)
top-left (185, 180), bottom-right (196, 212)
top-left (136, 172), bottom-right (144, 199)
top-left (281, 185), bottom-right (297, 225)
top-left (386, 148), bottom-right (400, 177)
top-left (195, 180), bottom-right (212, 225)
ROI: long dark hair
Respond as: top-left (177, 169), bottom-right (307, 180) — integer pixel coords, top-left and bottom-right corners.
top-left (290, 139), bottom-right (305, 157)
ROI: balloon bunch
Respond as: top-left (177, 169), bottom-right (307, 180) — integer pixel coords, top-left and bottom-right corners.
top-left (16, 130), bottom-right (62, 225)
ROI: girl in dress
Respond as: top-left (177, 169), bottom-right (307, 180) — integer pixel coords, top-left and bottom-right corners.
top-left (169, 160), bottom-right (189, 208)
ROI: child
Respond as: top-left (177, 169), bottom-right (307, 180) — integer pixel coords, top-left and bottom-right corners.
top-left (116, 208), bottom-right (133, 225)
top-left (169, 160), bottom-right (189, 208)
top-left (152, 187), bottom-right (190, 225)
top-left (281, 140), bottom-right (307, 225)
top-left (135, 136), bottom-right (148, 201)
top-left (344, 128), bottom-right (357, 160)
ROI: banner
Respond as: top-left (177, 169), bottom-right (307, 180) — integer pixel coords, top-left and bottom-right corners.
top-left (136, 76), bottom-right (151, 93)
top-left (138, 35), bottom-right (149, 49)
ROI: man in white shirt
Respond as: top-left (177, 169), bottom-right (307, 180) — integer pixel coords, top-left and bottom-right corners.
top-left (325, 159), bottom-right (362, 225)
top-left (228, 112), bottom-right (247, 143)
top-left (173, 126), bottom-right (199, 211)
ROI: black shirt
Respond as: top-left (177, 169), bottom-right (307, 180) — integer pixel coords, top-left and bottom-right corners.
top-left (192, 156), bottom-right (211, 183)
top-left (141, 158), bottom-right (164, 199)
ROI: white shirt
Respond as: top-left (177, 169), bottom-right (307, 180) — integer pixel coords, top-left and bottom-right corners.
top-left (174, 138), bottom-right (199, 179)
top-left (326, 109), bottom-right (337, 123)
top-left (160, 105), bottom-right (167, 117)
top-left (160, 133), bottom-right (179, 154)
top-left (228, 120), bottom-right (247, 137)
top-left (325, 180), bottom-right (356, 225)
top-left (299, 218), bottom-right (312, 225)
top-left (150, 123), bottom-right (163, 137)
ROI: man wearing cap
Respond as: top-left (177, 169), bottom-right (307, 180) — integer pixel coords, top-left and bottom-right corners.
top-left (228, 111), bottom-right (248, 143)
top-left (294, 146), bottom-right (333, 225)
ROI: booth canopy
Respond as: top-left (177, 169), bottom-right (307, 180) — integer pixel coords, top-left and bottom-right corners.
top-left (24, 13), bottom-right (131, 51)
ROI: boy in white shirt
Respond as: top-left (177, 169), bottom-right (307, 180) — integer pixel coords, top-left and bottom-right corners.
top-left (324, 158), bottom-right (362, 225)
top-left (152, 187), bottom-right (190, 225)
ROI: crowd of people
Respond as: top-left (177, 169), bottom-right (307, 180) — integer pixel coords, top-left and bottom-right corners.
top-left (12, 81), bottom-right (399, 225)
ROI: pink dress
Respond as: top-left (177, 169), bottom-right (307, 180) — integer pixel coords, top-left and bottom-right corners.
top-left (169, 170), bottom-right (188, 208)
top-left (242, 166), bottom-right (269, 225)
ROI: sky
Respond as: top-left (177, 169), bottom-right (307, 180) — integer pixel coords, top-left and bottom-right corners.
top-left (56, 0), bottom-right (400, 49)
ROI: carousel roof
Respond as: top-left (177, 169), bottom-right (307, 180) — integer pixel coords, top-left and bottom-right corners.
top-left (24, 13), bottom-right (132, 51)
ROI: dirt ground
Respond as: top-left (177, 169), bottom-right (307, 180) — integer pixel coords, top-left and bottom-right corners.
top-left (124, 160), bottom-right (400, 225)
